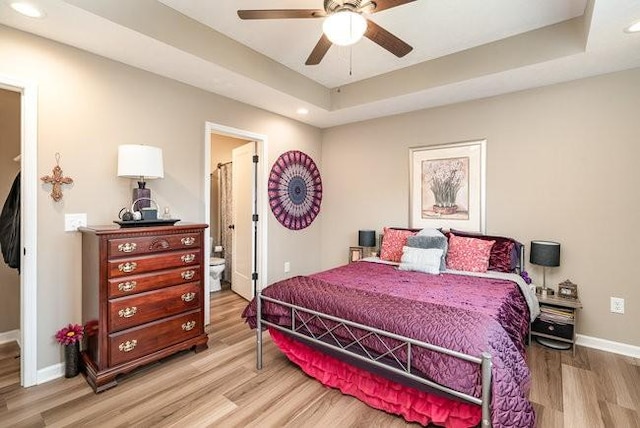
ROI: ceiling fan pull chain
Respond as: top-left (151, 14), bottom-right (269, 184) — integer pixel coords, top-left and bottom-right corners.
top-left (350, 46), bottom-right (353, 76)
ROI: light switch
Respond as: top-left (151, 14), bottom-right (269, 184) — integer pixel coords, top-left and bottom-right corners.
top-left (65, 213), bottom-right (87, 232)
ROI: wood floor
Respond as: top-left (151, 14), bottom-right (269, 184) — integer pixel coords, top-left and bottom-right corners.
top-left (0, 289), bottom-right (638, 427)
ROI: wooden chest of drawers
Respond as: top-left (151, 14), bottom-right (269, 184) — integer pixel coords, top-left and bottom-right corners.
top-left (79, 224), bottom-right (209, 392)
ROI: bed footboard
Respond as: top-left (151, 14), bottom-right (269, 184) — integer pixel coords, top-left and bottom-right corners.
top-left (256, 293), bottom-right (493, 428)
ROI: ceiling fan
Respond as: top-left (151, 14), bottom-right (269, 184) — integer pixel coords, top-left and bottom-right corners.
top-left (237, 0), bottom-right (416, 65)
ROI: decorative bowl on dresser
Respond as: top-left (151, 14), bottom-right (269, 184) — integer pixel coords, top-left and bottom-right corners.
top-left (79, 224), bottom-right (209, 392)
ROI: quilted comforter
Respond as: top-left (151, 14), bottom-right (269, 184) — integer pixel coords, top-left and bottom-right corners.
top-left (243, 261), bottom-right (535, 427)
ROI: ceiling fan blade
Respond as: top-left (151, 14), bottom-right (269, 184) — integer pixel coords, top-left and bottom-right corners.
top-left (305, 34), bottom-right (332, 65)
top-left (371, 0), bottom-right (418, 13)
top-left (238, 9), bottom-right (326, 20)
top-left (364, 20), bottom-right (412, 58)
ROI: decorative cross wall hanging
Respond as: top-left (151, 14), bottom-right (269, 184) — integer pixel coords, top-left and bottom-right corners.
top-left (41, 153), bottom-right (74, 202)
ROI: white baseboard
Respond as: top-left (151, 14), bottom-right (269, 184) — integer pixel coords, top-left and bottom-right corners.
top-left (37, 363), bottom-right (64, 385)
top-left (0, 329), bottom-right (20, 345)
top-left (576, 334), bottom-right (640, 358)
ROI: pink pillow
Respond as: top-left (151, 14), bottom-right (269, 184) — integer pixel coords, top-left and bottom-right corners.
top-left (446, 233), bottom-right (495, 273)
top-left (380, 227), bottom-right (417, 263)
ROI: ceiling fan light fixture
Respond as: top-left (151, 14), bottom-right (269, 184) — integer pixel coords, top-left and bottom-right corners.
top-left (624, 20), bottom-right (640, 33)
top-left (9, 2), bottom-right (45, 18)
top-left (323, 10), bottom-right (367, 46)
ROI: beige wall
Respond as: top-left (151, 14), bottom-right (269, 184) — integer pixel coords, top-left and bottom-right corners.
top-left (0, 88), bottom-right (21, 333)
top-left (0, 25), bottom-right (323, 369)
top-left (321, 68), bottom-right (640, 347)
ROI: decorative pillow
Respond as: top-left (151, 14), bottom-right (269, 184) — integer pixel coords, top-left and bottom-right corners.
top-left (379, 227), bottom-right (418, 263)
top-left (449, 229), bottom-right (521, 273)
top-left (416, 228), bottom-right (444, 237)
top-left (406, 234), bottom-right (448, 272)
top-left (446, 233), bottom-right (495, 273)
top-left (398, 246), bottom-right (443, 275)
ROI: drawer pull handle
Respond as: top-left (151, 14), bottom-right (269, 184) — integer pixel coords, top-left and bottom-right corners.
top-left (181, 292), bottom-right (196, 302)
top-left (548, 325), bottom-right (555, 331)
top-left (181, 237), bottom-right (196, 246)
top-left (181, 254), bottom-right (196, 263)
top-left (118, 262), bottom-right (137, 273)
top-left (117, 242), bottom-right (137, 253)
top-left (118, 281), bottom-right (137, 292)
top-left (182, 321), bottom-right (196, 331)
top-left (118, 340), bottom-right (137, 353)
top-left (181, 270), bottom-right (195, 280)
top-left (118, 307), bottom-right (138, 318)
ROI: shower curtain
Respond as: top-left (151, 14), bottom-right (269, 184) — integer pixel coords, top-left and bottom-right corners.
top-left (219, 163), bottom-right (232, 283)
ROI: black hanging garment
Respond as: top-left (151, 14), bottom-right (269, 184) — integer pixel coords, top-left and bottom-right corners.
top-left (0, 173), bottom-right (20, 272)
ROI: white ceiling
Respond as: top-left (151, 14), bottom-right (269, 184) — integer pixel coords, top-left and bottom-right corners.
top-left (1, 0), bottom-right (640, 128)
top-left (158, 0), bottom-right (588, 88)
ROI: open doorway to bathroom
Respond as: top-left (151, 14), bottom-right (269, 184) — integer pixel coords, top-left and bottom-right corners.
top-left (209, 134), bottom-right (250, 293)
top-left (203, 123), bottom-right (268, 307)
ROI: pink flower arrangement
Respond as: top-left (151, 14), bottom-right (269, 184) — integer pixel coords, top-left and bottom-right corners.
top-left (55, 324), bottom-right (84, 346)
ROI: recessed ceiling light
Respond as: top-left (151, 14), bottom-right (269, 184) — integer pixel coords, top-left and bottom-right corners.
top-left (10, 2), bottom-right (44, 18)
top-left (624, 20), bottom-right (640, 33)
top-left (296, 108), bottom-right (309, 115)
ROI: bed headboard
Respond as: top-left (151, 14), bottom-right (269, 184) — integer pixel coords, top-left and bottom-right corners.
top-left (516, 244), bottom-right (525, 275)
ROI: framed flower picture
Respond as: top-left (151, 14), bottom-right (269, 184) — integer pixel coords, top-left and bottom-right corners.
top-left (409, 140), bottom-right (486, 233)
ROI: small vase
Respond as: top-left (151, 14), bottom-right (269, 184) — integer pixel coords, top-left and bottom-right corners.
top-left (64, 342), bottom-right (80, 378)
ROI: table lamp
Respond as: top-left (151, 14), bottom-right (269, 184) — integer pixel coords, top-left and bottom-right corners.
top-left (530, 240), bottom-right (560, 296)
top-left (358, 230), bottom-right (376, 257)
top-left (117, 144), bottom-right (164, 211)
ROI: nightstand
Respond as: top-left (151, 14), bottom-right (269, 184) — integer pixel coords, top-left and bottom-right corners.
top-left (531, 294), bottom-right (583, 356)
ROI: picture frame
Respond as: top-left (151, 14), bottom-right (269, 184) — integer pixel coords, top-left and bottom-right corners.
top-left (558, 280), bottom-right (578, 299)
top-left (348, 246), bottom-right (363, 263)
top-left (409, 140), bottom-right (486, 233)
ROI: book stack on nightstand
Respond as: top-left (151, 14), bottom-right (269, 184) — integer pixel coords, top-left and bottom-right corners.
top-left (531, 294), bottom-right (583, 356)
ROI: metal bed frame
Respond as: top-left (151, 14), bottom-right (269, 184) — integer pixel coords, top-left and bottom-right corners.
top-left (255, 294), bottom-right (493, 428)
top-left (253, 247), bottom-right (526, 428)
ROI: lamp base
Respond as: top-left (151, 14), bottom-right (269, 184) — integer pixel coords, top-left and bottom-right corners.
top-left (132, 187), bottom-right (150, 210)
top-left (535, 286), bottom-right (555, 297)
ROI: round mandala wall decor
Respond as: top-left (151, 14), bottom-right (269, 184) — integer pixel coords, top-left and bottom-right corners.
top-left (268, 150), bottom-right (322, 230)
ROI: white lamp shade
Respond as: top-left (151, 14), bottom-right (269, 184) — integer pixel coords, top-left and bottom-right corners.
top-left (117, 144), bottom-right (164, 179)
top-left (323, 11), bottom-right (367, 46)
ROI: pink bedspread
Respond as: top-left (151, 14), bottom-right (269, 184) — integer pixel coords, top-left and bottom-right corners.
top-left (243, 261), bottom-right (534, 427)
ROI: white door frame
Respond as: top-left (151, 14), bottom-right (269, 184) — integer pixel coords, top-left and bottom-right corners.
top-left (0, 74), bottom-right (38, 387)
top-left (203, 122), bottom-right (268, 321)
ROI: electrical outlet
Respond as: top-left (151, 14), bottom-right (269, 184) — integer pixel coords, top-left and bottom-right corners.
top-left (610, 297), bottom-right (625, 314)
top-left (64, 213), bottom-right (87, 232)
top-left (284, 262), bottom-right (290, 273)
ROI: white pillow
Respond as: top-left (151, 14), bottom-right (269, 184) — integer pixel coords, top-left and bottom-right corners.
top-left (398, 246), bottom-right (443, 275)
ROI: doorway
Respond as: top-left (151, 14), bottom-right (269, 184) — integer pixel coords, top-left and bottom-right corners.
top-left (0, 89), bottom-right (21, 349)
top-left (203, 123), bottom-right (268, 312)
top-left (0, 74), bottom-right (38, 387)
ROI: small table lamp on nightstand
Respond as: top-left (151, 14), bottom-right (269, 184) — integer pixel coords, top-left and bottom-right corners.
top-left (358, 230), bottom-right (376, 258)
top-left (530, 240), bottom-right (560, 297)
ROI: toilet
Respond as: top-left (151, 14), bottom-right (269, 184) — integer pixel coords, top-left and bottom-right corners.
top-left (209, 238), bottom-right (225, 292)
top-left (209, 257), bottom-right (225, 292)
